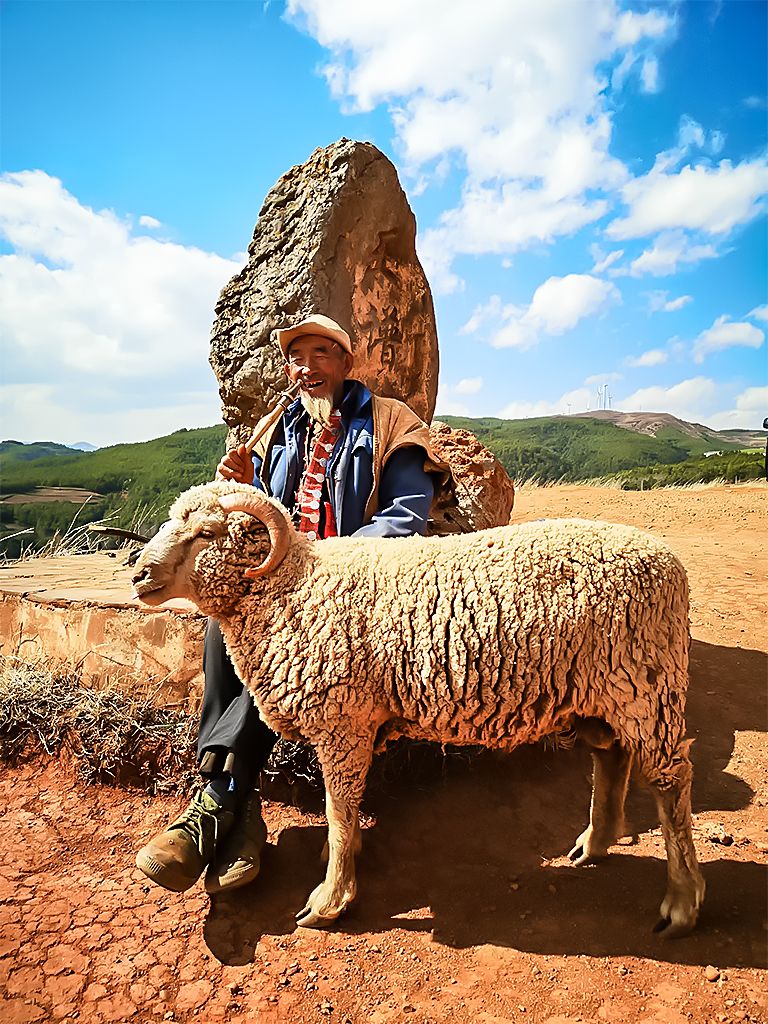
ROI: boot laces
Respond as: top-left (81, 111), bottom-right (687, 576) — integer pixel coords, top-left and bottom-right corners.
top-left (173, 792), bottom-right (220, 856)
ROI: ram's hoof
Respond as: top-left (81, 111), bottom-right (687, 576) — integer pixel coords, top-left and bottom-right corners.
top-left (295, 904), bottom-right (340, 929)
top-left (568, 842), bottom-right (606, 866)
top-left (652, 915), bottom-right (695, 939)
top-left (568, 842), bottom-right (587, 864)
top-left (568, 825), bottom-right (610, 865)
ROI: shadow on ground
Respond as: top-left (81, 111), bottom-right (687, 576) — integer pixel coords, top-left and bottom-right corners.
top-left (204, 640), bottom-right (767, 969)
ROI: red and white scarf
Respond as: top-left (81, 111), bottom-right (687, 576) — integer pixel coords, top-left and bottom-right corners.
top-left (295, 410), bottom-right (341, 541)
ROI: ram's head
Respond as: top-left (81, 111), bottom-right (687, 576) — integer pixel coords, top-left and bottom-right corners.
top-left (131, 483), bottom-right (295, 615)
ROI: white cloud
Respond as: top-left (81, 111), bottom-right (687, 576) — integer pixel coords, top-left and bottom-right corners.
top-left (692, 315), bottom-right (765, 363)
top-left (610, 51), bottom-right (636, 91)
top-left (614, 9), bottom-right (673, 47)
top-left (454, 376), bottom-right (483, 395)
top-left (291, 1), bottom-right (672, 121)
top-left (620, 376), bottom-right (764, 431)
top-left (584, 371), bottom-right (623, 385)
top-left (707, 386), bottom-right (768, 430)
top-left (497, 376), bottom-right (762, 429)
top-left (625, 348), bottom-right (668, 368)
top-left (647, 290), bottom-right (693, 313)
top-left (497, 387), bottom-right (594, 420)
top-left (589, 247), bottom-right (626, 276)
top-left (460, 294), bottom-right (506, 335)
top-left (420, 183), bottom-right (610, 292)
top-left (0, 382), bottom-right (221, 448)
top-left (747, 305), bottom-right (768, 323)
top-left (625, 230), bottom-right (719, 277)
top-left (642, 116), bottom-right (729, 179)
top-left (709, 130), bottom-right (726, 156)
top-left (138, 215), bottom-right (162, 229)
top-left (0, 171), bottom-right (240, 386)
top-left (524, 275), bottom-right (619, 334)
top-left (434, 374), bottom-right (484, 416)
top-left (608, 156), bottom-right (768, 239)
top-left (434, 397), bottom-right (472, 417)
top-left (618, 376), bottom-right (717, 420)
top-left (468, 275), bottom-right (620, 350)
top-left (640, 56), bottom-right (659, 93)
top-left (661, 294), bottom-right (692, 312)
top-left (288, 0), bottom-right (675, 285)
top-left (673, 115), bottom-right (705, 154)
top-left (0, 171), bottom-right (243, 445)
top-left (417, 231), bottom-right (465, 295)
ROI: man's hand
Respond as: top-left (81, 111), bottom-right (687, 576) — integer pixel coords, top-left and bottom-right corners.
top-left (216, 444), bottom-right (255, 485)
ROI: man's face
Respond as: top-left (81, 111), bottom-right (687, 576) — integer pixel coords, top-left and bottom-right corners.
top-left (284, 334), bottom-right (352, 404)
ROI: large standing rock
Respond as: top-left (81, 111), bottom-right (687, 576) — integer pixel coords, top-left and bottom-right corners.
top-left (210, 138), bottom-right (439, 441)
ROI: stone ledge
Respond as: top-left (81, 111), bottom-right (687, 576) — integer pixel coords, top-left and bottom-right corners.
top-left (0, 554), bottom-right (204, 702)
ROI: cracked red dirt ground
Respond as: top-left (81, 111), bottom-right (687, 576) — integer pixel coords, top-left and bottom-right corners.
top-left (1, 484), bottom-right (766, 1024)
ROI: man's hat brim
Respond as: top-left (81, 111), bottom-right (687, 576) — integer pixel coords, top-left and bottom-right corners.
top-left (275, 314), bottom-right (353, 358)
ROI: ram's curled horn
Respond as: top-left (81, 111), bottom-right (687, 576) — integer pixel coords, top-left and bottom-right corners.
top-left (218, 493), bottom-right (292, 578)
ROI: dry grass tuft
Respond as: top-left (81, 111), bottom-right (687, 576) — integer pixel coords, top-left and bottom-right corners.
top-left (0, 656), bottom-right (198, 793)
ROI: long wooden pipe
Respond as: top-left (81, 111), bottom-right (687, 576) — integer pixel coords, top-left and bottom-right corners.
top-left (243, 381), bottom-right (301, 454)
top-left (212, 381), bottom-right (301, 483)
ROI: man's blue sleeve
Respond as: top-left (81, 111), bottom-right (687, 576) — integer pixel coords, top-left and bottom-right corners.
top-left (352, 446), bottom-right (434, 539)
top-left (250, 452), bottom-right (266, 493)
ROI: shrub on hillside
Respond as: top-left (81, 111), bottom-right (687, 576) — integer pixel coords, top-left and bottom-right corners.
top-left (619, 450), bottom-right (763, 489)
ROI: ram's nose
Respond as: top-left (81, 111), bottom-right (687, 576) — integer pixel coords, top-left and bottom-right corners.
top-left (131, 566), bottom-right (149, 587)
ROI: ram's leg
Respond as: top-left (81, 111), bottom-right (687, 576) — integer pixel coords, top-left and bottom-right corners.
top-left (646, 747), bottom-right (705, 938)
top-left (321, 820), bottom-right (362, 864)
top-left (569, 742), bottom-right (632, 865)
top-left (296, 732), bottom-right (373, 929)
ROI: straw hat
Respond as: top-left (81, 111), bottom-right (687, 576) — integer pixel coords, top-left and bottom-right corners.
top-left (274, 313), bottom-right (353, 358)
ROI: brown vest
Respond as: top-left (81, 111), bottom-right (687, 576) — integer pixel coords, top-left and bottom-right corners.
top-left (251, 393), bottom-right (449, 524)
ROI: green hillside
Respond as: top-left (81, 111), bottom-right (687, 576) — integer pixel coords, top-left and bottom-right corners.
top-left (1, 426), bottom-right (227, 558)
top-left (1, 426), bottom-right (226, 497)
top-left (0, 440), bottom-right (90, 465)
top-left (438, 414), bottom-right (738, 481)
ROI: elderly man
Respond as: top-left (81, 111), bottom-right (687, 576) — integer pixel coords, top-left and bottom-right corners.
top-left (137, 313), bottom-right (441, 895)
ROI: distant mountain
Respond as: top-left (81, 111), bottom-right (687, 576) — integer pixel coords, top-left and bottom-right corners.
top-left (68, 441), bottom-right (98, 452)
top-left (569, 410), bottom-right (765, 449)
top-left (0, 440), bottom-right (90, 463)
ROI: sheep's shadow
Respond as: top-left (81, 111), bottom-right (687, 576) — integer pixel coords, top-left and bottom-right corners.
top-left (686, 640), bottom-right (764, 813)
top-left (203, 640), bottom-right (766, 968)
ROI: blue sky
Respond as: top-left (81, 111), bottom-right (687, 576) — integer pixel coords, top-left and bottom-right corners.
top-left (1, 0), bottom-right (766, 446)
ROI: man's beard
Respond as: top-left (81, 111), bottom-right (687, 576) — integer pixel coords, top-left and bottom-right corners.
top-left (300, 391), bottom-right (335, 427)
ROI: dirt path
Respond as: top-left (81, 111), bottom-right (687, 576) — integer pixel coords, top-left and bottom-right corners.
top-left (1, 484), bottom-right (766, 1024)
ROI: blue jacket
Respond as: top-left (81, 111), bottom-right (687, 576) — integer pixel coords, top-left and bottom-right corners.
top-left (251, 381), bottom-right (434, 538)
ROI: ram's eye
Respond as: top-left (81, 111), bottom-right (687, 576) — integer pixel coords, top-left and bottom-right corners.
top-left (198, 528), bottom-right (216, 539)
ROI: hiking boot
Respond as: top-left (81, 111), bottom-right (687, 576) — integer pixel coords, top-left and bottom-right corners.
top-left (205, 791), bottom-right (268, 895)
top-left (136, 790), bottom-right (234, 893)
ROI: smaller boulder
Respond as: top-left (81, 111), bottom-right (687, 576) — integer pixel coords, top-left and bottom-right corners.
top-left (427, 422), bottom-right (515, 535)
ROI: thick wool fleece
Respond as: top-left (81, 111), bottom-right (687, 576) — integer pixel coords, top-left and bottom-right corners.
top-left (174, 483), bottom-right (691, 789)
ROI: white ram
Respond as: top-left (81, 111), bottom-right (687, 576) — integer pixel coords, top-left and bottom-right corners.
top-left (132, 481), bottom-right (705, 935)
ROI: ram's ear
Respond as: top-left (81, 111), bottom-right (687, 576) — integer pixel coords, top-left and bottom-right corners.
top-left (218, 494), bottom-right (292, 577)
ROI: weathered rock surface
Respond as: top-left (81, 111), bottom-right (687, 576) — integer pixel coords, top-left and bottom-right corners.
top-left (428, 423), bottom-right (515, 534)
top-left (210, 138), bottom-right (439, 441)
top-left (0, 555), bottom-right (203, 702)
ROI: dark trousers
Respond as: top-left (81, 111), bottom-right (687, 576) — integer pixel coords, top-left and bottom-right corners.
top-left (197, 619), bottom-right (278, 793)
